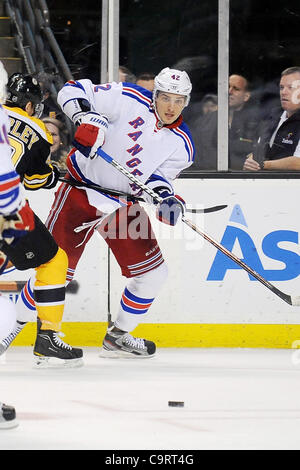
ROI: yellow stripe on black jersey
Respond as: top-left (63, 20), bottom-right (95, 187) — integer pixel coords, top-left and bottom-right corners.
top-left (22, 170), bottom-right (53, 189)
top-left (4, 105), bottom-right (56, 191)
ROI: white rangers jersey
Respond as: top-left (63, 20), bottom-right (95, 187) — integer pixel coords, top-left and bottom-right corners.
top-left (57, 80), bottom-right (194, 213)
top-left (0, 104), bottom-right (24, 215)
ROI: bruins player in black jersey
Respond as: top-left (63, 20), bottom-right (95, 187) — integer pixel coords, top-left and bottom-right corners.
top-left (0, 74), bottom-right (83, 367)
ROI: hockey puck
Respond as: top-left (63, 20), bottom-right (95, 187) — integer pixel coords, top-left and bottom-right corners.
top-left (168, 401), bottom-right (184, 407)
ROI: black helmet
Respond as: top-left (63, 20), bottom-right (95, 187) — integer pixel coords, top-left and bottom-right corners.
top-left (6, 73), bottom-right (44, 117)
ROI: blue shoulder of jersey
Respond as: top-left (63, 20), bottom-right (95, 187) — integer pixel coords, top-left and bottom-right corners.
top-left (122, 82), bottom-right (153, 108)
top-left (65, 80), bottom-right (86, 92)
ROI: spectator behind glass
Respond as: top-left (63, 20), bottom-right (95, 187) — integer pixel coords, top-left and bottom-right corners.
top-left (36, 72), bottom-right (62, 120)
top-left (136, 72), bottom-right (155, 91)
top-left (119, 66), bottom-right (136, 84)
top-left (201, 93), bottom-right (217, 114)
top-left (182, 92), bottom-right (217, 128)
top-left (243, 66), bottom-right (300, 171)
top-left (189, 74), bottom-right (259, 170)
top-left (42, 117), bottom-right (70, 172)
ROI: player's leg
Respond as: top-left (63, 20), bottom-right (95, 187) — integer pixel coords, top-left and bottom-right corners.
top-left (1, 184), bottom-right (100, 357)
top-left (0, 274), bottom-right (37, 356)
top-left (0, 212), bottom-right (84, 366)
top-left (34, 183), bottom-right (102, 365)
top-left (33, 247), bottom-right (83, 367)
top-left (0, 294), bottom-right (17, 354)
top-left (99, 203), bottom-right (168, 358)
top-left (0, 212), bottom-right (60, 354)
top-left (102, 263), bottom-right (168, 357)
top-left (45, 182), bottom-right (100, 278)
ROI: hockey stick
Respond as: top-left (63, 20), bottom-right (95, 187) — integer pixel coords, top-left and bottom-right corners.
top-left (95, 147), bottom-right (300, 307)
top-left (58, 177), bottom-right (227, 214)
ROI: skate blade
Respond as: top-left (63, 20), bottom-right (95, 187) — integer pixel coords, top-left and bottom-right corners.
top-left (33, 356), bottom-right (84, 369)
top-left (0, 345), bottom-right (7, 359)
top-left (0, 419), bottom-right (19, 429)
top-left (0, 352), bottom-right (6, 364)
top-left (99, 347), bottom-right (155, 359)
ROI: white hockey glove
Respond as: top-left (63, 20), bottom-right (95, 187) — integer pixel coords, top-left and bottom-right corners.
top-left (73, 112), bottom-right (108, 159)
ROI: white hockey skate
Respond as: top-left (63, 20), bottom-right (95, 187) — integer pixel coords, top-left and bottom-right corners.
top-left (0, 321), bottom-right (27, 356)
top-left (101, 326), bottom-right (156, 358)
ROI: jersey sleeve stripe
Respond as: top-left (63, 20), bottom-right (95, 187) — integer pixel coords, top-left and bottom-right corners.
top-left (0, 171), bottom-right (21, 213)
top-left (171, 127), bottom-right (195, 162)
top-left (0, 187), bottom-right (19, 203)
top-left (23, 172), bottom-right (52, 190)
top-left (146, 174), bottom-right (174, 194)
top-left (0, 170), bottom-right (20, 183)
top-left (65, 80), bottom-right (86, 92)
top-left (0, 175), bottom-right (20, 192)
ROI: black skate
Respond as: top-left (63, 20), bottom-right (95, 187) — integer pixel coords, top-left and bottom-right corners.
top-left (0, 403), bottom-right (18, 429)
top-left (33, 330), bottom-right (83, 368)
top-left (101, 326), bottom-right (156, 358)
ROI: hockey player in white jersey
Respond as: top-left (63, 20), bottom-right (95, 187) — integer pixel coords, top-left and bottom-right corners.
top-left (0, 60), bottom-right (34, 428)
top-left (9, 67), bottom-right (195, 358)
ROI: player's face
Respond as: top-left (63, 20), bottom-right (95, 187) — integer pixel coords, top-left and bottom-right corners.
top-left (155, 92), bottom-right (186, 124)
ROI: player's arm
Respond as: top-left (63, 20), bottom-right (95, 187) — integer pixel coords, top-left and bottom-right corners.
top-left (0, 168), bottom-right (35, 272)
top-left (57, 79), bottom-right (109, 158)
top-left (144, 173), bottom-right (185, 226)
top-left (18, 131), bottom-right (60, 190)
top-left (10, 121), bottom-right (60, 190)
top-left (0, 168), bottom-right (34, 238)
top-left (22, 160), bottom-right (60, 191)
top-left (143, 140), bottom-right (193, 226)
top-left (0, 200), bottom-right (35, 240)
top-left (0, 198), bottom-right (35, 274)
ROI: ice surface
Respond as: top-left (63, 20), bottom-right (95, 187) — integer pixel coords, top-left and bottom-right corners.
top-left (1, 347), bottom-right (300, 450)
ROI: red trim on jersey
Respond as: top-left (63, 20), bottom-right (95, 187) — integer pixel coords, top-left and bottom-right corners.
top-left (0, 176), bottom-right (20, 192)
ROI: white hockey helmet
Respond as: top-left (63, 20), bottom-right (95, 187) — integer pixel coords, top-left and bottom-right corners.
top-left (0, 61), bottom-right (8, 103)
top-left (153, 67), bottom-right (192, 107)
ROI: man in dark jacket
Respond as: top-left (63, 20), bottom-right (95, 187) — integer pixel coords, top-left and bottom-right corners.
top-left (244, 67), bottom-right (300, 171)
top-left (190, 74), bottom-right (259, 170)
